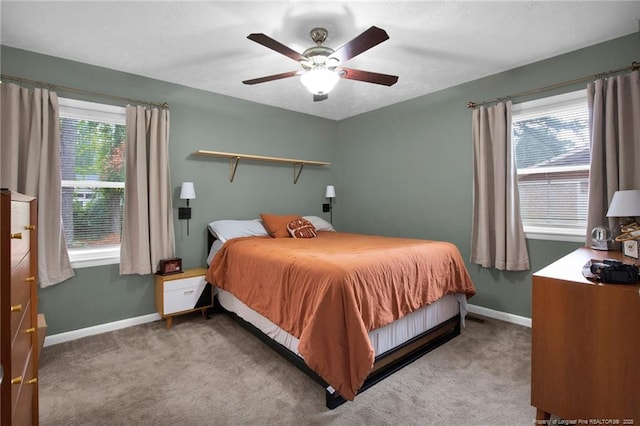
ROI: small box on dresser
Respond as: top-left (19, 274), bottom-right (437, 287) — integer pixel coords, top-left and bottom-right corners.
top-left (155, 267), bottom-right (212, 329)
top-left (623, 239), bottom-right (639, 259)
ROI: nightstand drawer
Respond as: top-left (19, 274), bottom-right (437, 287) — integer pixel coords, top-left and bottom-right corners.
top-left (163, 276), bottom-right (208, 314)
top-left (155, 267), bottom-right (210, 329)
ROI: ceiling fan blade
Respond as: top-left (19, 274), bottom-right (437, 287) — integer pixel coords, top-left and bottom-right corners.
top-left (329, 26), bottom-right (389, 64)
top-left (340, 68), bottom-right (398, 86)
top-left (313, 94), bottom-right (329, 102)
top-left (242, 71), bottom-right (300, 85)
top-left (247, 33), bottom-right (306, 62)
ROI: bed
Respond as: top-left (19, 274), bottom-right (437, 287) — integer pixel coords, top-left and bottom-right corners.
top-left (205, 214), bottom-right (476, 408)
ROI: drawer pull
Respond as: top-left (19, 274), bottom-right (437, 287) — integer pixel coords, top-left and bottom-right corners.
top-left (10, 232), bottom-right (22, 239)
top-left (25, 327), bottom-right (36, 334)
top-left (24, 225), bottom-right (36, 231)
top-left (25, 276), bottom-right (36, 283)
top-left (184, 290), bottom-right (194, 295)
top-left (27, 378), bottom-right (37, 385)
top-left (10, 304), bottom-right (22, 312)
top-left (11, 376), bottom-right (22, 385)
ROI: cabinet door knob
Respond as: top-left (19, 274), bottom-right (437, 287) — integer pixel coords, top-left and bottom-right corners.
top-left (24, 327), bottom-right (36, 334)
top-left (25, 276), bottom-right (36, 283)
top-left (24, 225), bottom-right (35, 230)
top-left (10, 232), bottom-right (22, 239)
top-left (10, 304), bottom-right (22, 312)
top-left (27, 378), bottom-right (37, 385)
top-left (11, 376), bottom-right (22, 385)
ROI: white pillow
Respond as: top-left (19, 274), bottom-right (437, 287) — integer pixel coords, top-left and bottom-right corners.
top-left (206, 239), bottom-right (225, 265)
top-left (303, 216), bottom-right (335, 232)
top-left (207, 219), bottom-right (269, 243)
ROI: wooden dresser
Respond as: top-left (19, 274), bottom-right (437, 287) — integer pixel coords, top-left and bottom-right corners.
top-left (531, 247), bottom-right (640, 423)
top-left (1, 189), bottom-right (39, 425)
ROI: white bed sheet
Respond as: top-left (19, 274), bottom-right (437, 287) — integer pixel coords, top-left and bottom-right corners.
top-left (206, 239), bottom-right (224, 265)
top-left (216, 287), bottom-right (467, 358)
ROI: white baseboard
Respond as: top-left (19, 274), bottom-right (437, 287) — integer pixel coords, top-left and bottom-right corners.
top-left (44, 313), bottom-right (161, 347)
top-left (44, 305), bottom-right (530, 347)
top-left (467, 304), bottom-right (531, 328)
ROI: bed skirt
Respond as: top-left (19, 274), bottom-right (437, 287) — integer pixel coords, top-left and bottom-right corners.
top-left (213, 289), bottom-right (463, 408)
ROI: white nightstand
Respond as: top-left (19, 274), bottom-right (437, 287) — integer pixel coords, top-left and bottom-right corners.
top-left (155, 267), bottom-right (212, 329)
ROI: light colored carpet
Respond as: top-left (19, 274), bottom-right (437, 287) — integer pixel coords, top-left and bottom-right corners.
top-left (39, 312), bottom-right (536, 425)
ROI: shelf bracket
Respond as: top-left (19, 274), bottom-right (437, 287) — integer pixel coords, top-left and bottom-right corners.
top-left (293, 163), bottom-right (305, 184)
top-left (194, 150), bottom-right (329, 184)
top-left (229, 156), bottom-right (241, 182)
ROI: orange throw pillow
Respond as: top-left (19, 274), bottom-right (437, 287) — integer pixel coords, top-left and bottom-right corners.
top-left (287, 218), bottom-right (317, 239)
top-left (260, 213), bottom-right (302, 238)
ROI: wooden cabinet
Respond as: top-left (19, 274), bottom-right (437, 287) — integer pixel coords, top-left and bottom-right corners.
top-left (155, 268), bottom-right (212, 330)
top-left (1, 189), bottom-right (39, 425)
top-left (531, 247), bottom-right (640, 422)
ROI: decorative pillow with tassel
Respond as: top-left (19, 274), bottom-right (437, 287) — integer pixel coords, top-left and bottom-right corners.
top-left (287, 218), bottom-right (317, 239)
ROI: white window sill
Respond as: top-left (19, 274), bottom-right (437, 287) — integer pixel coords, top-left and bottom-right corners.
top-left (524, 227), bottom-right (585, 243)
top-left (69, 246), bottom-right (120, 269)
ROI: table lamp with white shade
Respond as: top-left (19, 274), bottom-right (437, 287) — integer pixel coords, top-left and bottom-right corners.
top-left (606, 189), bottom-right (640, 257)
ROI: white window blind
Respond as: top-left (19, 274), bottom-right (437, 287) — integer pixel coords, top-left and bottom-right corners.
top-left (512, 90), bottom-right (589, 241)
top-left (58, 98), bottom-right (126, 267)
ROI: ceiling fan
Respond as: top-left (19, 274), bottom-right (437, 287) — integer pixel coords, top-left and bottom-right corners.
top-left (242, 26), bottom-right (399, 102)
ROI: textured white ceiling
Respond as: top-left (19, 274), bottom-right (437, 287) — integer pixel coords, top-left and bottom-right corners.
top-left (2, 1), bottom-right (639, 120)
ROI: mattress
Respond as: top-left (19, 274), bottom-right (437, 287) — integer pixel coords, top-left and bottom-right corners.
top-left (208, 231), bottom-right (475, 400)
top-left (217, 287), bottom-right (467, 360)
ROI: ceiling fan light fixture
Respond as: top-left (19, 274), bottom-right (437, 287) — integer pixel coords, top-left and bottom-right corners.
top-left (300, 67), bottom-right (339, 95)
top-left (244, 26), bottom-right (397, 100)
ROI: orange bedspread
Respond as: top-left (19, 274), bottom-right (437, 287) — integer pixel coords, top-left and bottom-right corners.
top-left (206, 232), bottom-right (475, 400)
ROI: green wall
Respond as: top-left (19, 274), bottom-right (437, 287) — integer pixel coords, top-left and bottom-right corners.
top-left (2, 32), bottom-right (638, 334)
top-left (333, 32), bottom-right (639, 317)
top-left (1, 46), bottom-right (337, 334)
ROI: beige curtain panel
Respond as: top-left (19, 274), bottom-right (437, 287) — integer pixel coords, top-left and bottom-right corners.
top-left (470, 101), bottom-right (530, 271)
top-left (0, 82), bottom-right (75, 286)
top-left (586, 70), bottom-right (640, 242)
top-left (120, 105), bottom-right (175, 275)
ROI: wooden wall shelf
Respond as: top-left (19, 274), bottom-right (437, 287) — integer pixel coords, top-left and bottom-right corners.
top-left (193, 150), bottom-right (330, 184)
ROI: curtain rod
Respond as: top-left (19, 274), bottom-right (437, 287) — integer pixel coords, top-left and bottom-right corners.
top-left (467, 60), bottom-right (639, 109)
top-left (0, 74), bottom-right (169, 109)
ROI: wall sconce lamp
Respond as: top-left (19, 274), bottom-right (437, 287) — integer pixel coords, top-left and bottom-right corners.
top-left (323, 185), bottom-right (336, 223)
top-left (179, 182), bottom-right (196, 235)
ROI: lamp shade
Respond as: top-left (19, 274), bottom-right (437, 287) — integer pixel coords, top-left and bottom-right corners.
top-left (606, 189), bottom-right (640, 217)
top-left (300, 68), bottom-right (339, 95)
top-left (325, 185), bottom-right (336, 198)
top-left (180, 182), bottom-right (196, 200)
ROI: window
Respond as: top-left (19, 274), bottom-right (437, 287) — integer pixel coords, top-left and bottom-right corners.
top-left (59, 98), bottom-right (126, 267)
top-left (512, 90), bottom-right (589, 242)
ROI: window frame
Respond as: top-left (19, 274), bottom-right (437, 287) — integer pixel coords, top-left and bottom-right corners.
top-left (511, 90), bottom-right (589, 243)
top-left (58, 97), bottom-right (126, 268)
